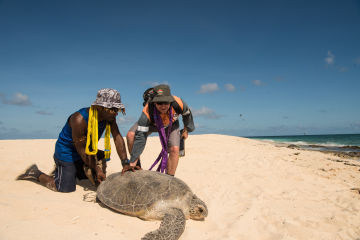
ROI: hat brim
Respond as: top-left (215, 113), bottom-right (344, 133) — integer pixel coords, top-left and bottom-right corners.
top-left (92, 101), bottom-right (125, 109)
top-left (151, 95), bottom-right (174, 103)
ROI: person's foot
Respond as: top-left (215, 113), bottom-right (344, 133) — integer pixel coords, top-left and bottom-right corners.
top-left (16, 164), bottom-right (42, 181)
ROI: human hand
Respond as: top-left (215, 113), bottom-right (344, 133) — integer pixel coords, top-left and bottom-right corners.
top-left (181, 128), bottom-right (188, 140)
top-left (96, 166), bottom-right (106, 183)
top-left (121, 163), bottom-right (142, 175)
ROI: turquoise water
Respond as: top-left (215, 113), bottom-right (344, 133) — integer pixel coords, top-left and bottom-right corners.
top-left (249, 134), bottom-right (360, 147)
top-left (248, 134), bottom-right (360, 154)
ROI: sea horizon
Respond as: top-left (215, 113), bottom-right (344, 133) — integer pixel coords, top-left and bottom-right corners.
top-left (246, 132), bottom-right (360, 137)
top-left (248, 133), bottom-right (360, 161)
top-left (247, 133), bottom-right (360, 145)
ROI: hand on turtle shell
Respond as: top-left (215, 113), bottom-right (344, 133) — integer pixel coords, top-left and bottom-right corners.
top-left (121, 165), bottom-right (142, 175)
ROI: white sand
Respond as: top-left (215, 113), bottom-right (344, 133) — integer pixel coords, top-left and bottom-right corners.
top-left (1, 134), bottom-right (360, 240)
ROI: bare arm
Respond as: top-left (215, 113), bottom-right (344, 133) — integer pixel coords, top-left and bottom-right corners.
top-left (69, 112), bottom-right (97, 169)
top-left (110, 120), bottom-right (128, 162)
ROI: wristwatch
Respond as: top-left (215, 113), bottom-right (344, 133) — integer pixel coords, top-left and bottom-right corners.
top-left (121, 159), bottom-right (130, 166)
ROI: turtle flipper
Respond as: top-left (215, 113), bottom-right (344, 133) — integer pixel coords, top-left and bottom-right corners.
top-left (142, 208), bottom-right (186, 240)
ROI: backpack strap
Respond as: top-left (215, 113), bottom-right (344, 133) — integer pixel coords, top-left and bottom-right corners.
top-left (172, 96), bottom-right (184, 113)
top-left (142, 103), bottom-right (154, 122)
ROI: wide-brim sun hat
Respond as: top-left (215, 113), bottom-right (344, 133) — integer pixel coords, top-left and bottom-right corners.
top-left (151, 84), bottom-right (174, 103)
top-left (92, 88), bottom-right (125, 109)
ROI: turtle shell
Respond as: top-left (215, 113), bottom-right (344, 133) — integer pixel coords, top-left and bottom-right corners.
top-left (96, 170), bottom-right (193, 218)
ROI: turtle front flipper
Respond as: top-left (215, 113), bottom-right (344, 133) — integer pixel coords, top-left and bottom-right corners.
top-left (142, 208), bottom-right (186, 240)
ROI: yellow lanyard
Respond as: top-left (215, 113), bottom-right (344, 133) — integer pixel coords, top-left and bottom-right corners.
top-left (85, 106), bottom-right (111, 160)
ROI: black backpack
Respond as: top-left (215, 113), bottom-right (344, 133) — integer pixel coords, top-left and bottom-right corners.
top-left (142, 87), bottom-right (156, 106)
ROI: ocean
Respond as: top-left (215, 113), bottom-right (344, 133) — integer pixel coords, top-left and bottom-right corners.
top-left (248, 134), bottom-right (360, 160)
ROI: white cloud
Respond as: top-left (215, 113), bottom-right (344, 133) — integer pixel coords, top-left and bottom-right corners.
top-left (224, 83), bottom-right (235, 92)
top-left (12, 93), bottom-right (31, 105)
top-left (0, 92), bottom-right (32, 106)
top-left (192, 107), bottom-right (222, 119)
top-left (325, 50), bottom-right (335, 65)
top-left (198, 83), bottom-right (219, 93)
top-left (252, 80), bottom-right (262, 86)
top-left (117, 116), bottom-right (136, 125)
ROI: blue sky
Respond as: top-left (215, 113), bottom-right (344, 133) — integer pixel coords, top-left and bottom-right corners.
top-left (0, 0), bottom-right (360, 139)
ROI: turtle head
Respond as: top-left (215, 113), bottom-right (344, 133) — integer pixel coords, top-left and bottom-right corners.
top-left (189, 195), bottom-right (208, 220)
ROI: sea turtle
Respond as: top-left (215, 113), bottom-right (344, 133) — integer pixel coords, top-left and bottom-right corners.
top-left (96, 170), bottom-right (208, 240)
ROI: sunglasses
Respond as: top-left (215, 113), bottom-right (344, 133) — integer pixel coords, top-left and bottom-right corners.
top-left (155, 102), bottom-right (170, 105)
top-left (103, 107), bottom-right (119, 113)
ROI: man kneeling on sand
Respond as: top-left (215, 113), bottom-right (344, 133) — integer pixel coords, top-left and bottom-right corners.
top-left (17, 88), bottom-right (129, 192)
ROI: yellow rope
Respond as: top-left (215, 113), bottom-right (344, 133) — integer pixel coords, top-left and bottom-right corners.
top-left (85, 106), bottom-right (111, 160)
top-left (104, 123), bottom-right (111, 160)
top-left (85, 106), bottom-right (98, 155)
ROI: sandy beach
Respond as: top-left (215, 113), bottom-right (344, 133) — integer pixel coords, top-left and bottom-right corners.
top-left (1, 134), bottom-right (360, 240)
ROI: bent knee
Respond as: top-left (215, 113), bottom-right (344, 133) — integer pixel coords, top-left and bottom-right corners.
top-left (46, 180), bottom-right (59, 192)
top-left (169, 146), bottom-right (179, 154)
top-left (126, 131), bottom-right (135, 140)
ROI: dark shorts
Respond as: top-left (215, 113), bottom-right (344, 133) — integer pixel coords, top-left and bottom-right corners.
top-left (53, 156), bottom-right (87, 193)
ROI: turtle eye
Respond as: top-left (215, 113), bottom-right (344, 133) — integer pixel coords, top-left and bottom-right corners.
top-left (197, 205), bottom-right (207, 217)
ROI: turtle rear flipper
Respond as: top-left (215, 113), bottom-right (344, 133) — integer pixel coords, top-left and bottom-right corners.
top-left (142, 208), bottom-right (186, 240)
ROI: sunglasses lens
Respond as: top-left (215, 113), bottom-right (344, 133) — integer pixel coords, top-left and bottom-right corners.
top-left (157, 102), bottom-right (169, 105)
top-left (103, 107), bottom-right (118, 113)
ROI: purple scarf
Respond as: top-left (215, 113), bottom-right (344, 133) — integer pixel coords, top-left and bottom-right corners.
top-left (149, 107), bottom-right (173, 173)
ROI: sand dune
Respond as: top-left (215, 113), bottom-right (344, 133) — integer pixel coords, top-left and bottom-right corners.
top-left (1, 134), bottom-right (360, 240)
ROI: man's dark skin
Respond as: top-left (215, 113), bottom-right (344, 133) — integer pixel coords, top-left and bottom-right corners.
top-left (39, 106), bottom-right (129, 190)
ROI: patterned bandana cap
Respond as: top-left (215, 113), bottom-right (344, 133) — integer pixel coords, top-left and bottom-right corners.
top-left (92, 88), bottom-right (125, 109)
